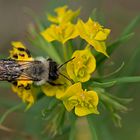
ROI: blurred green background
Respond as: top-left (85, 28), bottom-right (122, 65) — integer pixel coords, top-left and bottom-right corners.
top-left (0, 0), bottom-right (140, 140)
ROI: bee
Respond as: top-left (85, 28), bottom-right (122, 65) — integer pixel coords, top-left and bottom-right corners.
top-left (0, 48), bottom-right (73, 86)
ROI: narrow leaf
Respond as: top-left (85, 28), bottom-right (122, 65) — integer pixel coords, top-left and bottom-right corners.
top-left (120, 15), bottom-right (140, 37)
top-left (97, 33), bottom-right (134, 66)
top-left (90, 76), bottom-right (140, 88)
top-left (0, 103), bottom-right (23, 124)
top-left (96, 16), bottom-right (140, 66)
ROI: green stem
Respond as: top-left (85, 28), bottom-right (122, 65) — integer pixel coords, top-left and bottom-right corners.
top-left (69, 113), bottom-right (77, 140)
top-left (0, 103), bottom-right (23, 124)
top-left (67, 42), bottom-right (73, 58)
top-left (63, 43), bottom-right (68, 61)
top-left (87, 116), bottom-right (98, 140)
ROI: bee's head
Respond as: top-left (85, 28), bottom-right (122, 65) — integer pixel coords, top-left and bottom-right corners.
top-left (48, 59), bottom-right (59, 81)
top-left (48, 57), bottom-right (75, 82)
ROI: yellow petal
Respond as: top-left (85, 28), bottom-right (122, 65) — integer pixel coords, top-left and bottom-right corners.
top-left (95, 31), bottom-right (108, 41)
top-left (77, 71), bottom-right (91, 82)
top-left (42, 72), bottom-right (71, 99)
top-left (10, 41), bottom-right (33, 61)
top-left (66, 62), bottom-right (76, 81)
top-left (12, 41), bottom-right (26, 49)
top-left (88, 39), bottom-right (109, 57)
top-left (62, 23), bottom-right (78, 44)
top-left (47, 14), bottom-right (59, 24)
top-left (63, 101), bottom-right (75, 111)
top-left (86, 53), bottom-right (96, 74)
top-left (41, 25), bottom-right (56, 42)
top-left (42, 84), bottom-right (57, 96)
top-left (55, 5), bottom-right (68, 15)
top-left (75, 106), bottom-right (99, 116)
top-left (41, 23), bottom-right (78, 44)
top-left (48, 5), bottom-right (80, 24)
top-left (76, 19), bottom-right (88, 39)
top-left (104, 28), bottom-right (111, 36)
top-left (86, 91), bottom-right (99, 106)
top-left (95, 29), bottom-right (111, 41)
top-left (77, 18), bottom-right (110, 56)
top-left (42, 83), bottom-right (68, 99)
top-left (61, 83), bottom-right (82, 100)
top-left (12, 84), bottom-right (36, 108)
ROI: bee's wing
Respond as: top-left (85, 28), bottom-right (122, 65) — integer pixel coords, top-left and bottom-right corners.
top-left (10, 60), bottom-right (37, 91)
top-left (16, 60), bottom-right (40, 81)
top-left (0, 59), bottom-right (38, 81)
top-left (0, 60), bottom-right (21, 81)
top-left (16, 60), bottom-right (33, 81)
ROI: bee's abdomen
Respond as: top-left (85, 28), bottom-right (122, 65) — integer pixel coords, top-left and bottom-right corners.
top-left (0, 59), bottom-right (22, 81)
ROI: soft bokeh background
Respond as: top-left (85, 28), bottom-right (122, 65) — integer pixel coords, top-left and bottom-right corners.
top-left (0, 0), bottom-right (140, 140)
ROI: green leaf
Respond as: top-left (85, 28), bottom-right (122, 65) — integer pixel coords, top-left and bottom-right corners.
top-left (95, 88), bottom-right (131, 127)
top-left (88, 81), bottom-right (116, 88)
top-left (112, 112), bottom-right (122, 127)
top-left (121, 44), bottom-right (140, 76)
top-left (89, 76), bottom-right (140, 88)
top-left (116, 43), bottom-right (140, 94)
top-left (27, 20), bottom-right (63, 63)
top-left (107, 94), bottom-right (133, 105)
top-left (102, 62), bottom-right (125, 78)
top-left (90, 8), bottom-right (97, 20)
top-left (120, 15), bottom-right (140, 37)
top-left (97, 91), bottom-right (128, 113)
top-left (0, 82), bottom-right (11, 88)
top-left (0, 103), bottom-right (24, 125)
top-left (0, 54), bottom-right (7, 59)
top-left (97, 33), bottom-right (134, 66)
top-left (106, 76), bottom-right (140, 84)
top-left (96, 15), bottom-right (140, 66)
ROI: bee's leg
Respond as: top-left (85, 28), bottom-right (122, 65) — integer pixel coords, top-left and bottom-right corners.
top-left (48, 81), bottom-right (63, 86)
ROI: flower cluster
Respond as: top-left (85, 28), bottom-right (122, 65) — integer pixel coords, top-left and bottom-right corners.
top-left (40, 5), bottom-right (110, 116)
top-left (9, 42), bottom-right (38, 109)
top-left (10, 5), bottom-right (111, 116)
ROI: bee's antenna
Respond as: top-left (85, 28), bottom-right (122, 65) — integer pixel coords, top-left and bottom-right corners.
top-left (57, 57), bottom-right (75, 70)
top-left (59, 72), bottom-right (73, 83)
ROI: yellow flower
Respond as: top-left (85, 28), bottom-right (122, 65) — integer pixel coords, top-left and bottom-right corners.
top-left (9, 41), bottom-right (37, 108)
top-left (10, 41), bottom-right (33, 61)
top-left (42, 72), bottom-right (71, 99)
top-left (41, 22), bottom-right (78, 44)
top-left (77, 18), bottom-right (111, 56)
top-left (66, 49), bottom-right (96, 82)
top-left (12, 81), bottom-right (37, 109)
top-left (61, 83), bottom-right (99, 116)
top-left (48, 5), bottom-right (80, 24)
